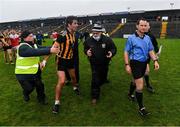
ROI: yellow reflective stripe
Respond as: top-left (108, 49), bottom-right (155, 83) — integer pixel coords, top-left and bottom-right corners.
top-left (18, 57), bottom-right (24, 60)
top-left (16, 64), bottom-right (39, 69)
top-left (17, 56), bottom-right (37, 60)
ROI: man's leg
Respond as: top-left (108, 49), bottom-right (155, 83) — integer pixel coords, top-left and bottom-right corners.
top-left (68, 68), bottom-right (80, 95)
top-left (7, 49), bottom-right (13, 64)
top-left (52, 71), bottom-right (65, 114)
top-left (12, 47), bottom-right (17, 63)
top-left (3, 50), bottom-right (8, 64)
top-left (144, 64), bottom-right (154, 93)
top-left (102, 61), bottom-right (110, 84)
top-left (18, 80), bottom-right (35, 102)
top-left (98, 65), bottom-right (107, 85)
top-left (91, 65), bottom-right (101, 105)
top-left (135, 78), bottom-right (150, 116)
top-left (128, 80), bottom-right (136, 101)
top-left (65, 69), bottom-right (71, 85)
top-left (34, 78), bottom-right (47, 105)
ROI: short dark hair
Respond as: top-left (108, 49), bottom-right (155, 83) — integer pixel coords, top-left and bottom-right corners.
top-left (20, 31), bottom-right (32, 39)
top-left (65, 16), bottom-right (77, 27)
top-left (136, 18), bottom-right (147, 25)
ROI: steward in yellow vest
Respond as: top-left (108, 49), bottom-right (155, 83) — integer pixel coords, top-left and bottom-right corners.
top-left (15, 31), bottom-right (59, 104)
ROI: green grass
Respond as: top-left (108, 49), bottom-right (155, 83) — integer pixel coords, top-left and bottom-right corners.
top-left (0, 38), bottom-right (180, 126)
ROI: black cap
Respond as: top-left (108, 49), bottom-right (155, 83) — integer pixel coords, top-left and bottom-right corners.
top-left (92, 24), bottom-right (104, 32)
top-left (20, 31), bottom-right (32, 39)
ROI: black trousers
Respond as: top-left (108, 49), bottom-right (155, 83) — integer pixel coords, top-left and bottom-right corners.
top-left (90, 63), bottom-right (109, 99)
top-left (103, 60), bottom-right (110, 82)
top-left (18, 78), bottom-right (45, 101)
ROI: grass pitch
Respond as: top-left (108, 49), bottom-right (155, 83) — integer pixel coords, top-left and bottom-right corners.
top-left (0, 38), bottom-right (180, 126)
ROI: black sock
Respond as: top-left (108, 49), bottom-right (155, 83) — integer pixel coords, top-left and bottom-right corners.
top-left (129, 82), bottom-right (136, 95)
top-left (135, 91), bottom-right (144, 109)
top-left (144, 75), bottom-right (150, 87)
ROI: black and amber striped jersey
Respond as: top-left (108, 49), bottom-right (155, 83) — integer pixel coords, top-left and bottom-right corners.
top-left (55, 30), bottom-right (76, 59)
top-left (0, 33), bottom-right (11, 46)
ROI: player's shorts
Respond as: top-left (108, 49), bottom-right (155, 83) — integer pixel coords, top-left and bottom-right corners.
top-left (130, 60), bottom-right (147, 79)
top-left (3, 46), bottom-right (12, 51)
top-left (57, 58), bottom-right (74, 71)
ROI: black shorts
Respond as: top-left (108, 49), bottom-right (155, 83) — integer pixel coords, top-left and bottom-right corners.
top-left (57, 58), bottom-right (74, 71)
top-left (130, 60), bottom-right (147, 79)
top-left (147, 55), bottom-right (151, 63)
top-left (3, 46), bottom-right (12, 51)
top-left (147, 58), bottom-right (151, 64)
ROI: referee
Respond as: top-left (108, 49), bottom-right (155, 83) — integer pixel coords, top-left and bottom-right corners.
top-left (124, 18), bottom-right (159, 116)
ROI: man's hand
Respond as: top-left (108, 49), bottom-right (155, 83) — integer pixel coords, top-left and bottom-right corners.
top-left (40, 60), bottom-right (46, 70)
top-left (5, 43), bottom-right (9, 46)
top-left (106, 51), bottom-right (112, 58)
top-left (87, 48), bottom-right (92, 57)
top-left (50, 47), bottom-right (59, 54)
top-left (125, 64), bottom-right (132, 75)
top-left (41, 60), bottom-right (47, 67)
top-left (154, 61), bottom-right (159, 70)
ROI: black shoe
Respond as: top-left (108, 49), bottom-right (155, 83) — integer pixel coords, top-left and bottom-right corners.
top-left (139, 107), bottom-right (150, 116)
top-left (23, 95), bottom-right (30, 102)
top-left (73, 87), bottom-right (80, 95)
top-left (52, 104), bottom-right (60, 114)
top-left (146, 86), bottom-right (155, 93)
top-left (128, 94), bottom-right (135, 101)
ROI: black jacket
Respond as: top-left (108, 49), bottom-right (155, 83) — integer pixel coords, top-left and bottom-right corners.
top-left (145, 32), bottom-right (159, 53)
top-left (84, 34), bottom-right (117, 65)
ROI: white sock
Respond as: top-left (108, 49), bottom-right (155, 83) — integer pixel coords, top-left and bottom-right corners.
top-left (73, 84), bottom-right (79, 90)
top-left (55, 100), bottom-right (60, 105)
top-left (73, 87), bottom-right (76, 90)
top-left (73, 86), bottom-right (78, 90)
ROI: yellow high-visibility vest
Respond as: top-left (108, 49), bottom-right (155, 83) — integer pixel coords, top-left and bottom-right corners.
top-left (15, 43), bottom-right (40, 74)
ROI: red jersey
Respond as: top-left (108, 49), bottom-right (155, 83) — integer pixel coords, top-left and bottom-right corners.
top-left (52, 32), bottom-right (59, 41)
top-left (9, 34), bottom-right (20, 47)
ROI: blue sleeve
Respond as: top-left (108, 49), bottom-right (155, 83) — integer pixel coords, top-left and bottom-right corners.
top-left (19, 45), bottom-right (51, 57)
top-left (38, 45), bottom-right (51, 48)
top-left (124, 37), bottom-right (131, 52)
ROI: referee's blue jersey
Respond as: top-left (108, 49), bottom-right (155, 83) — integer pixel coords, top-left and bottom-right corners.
top-left (124, 32), bottom-right (154, 62)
